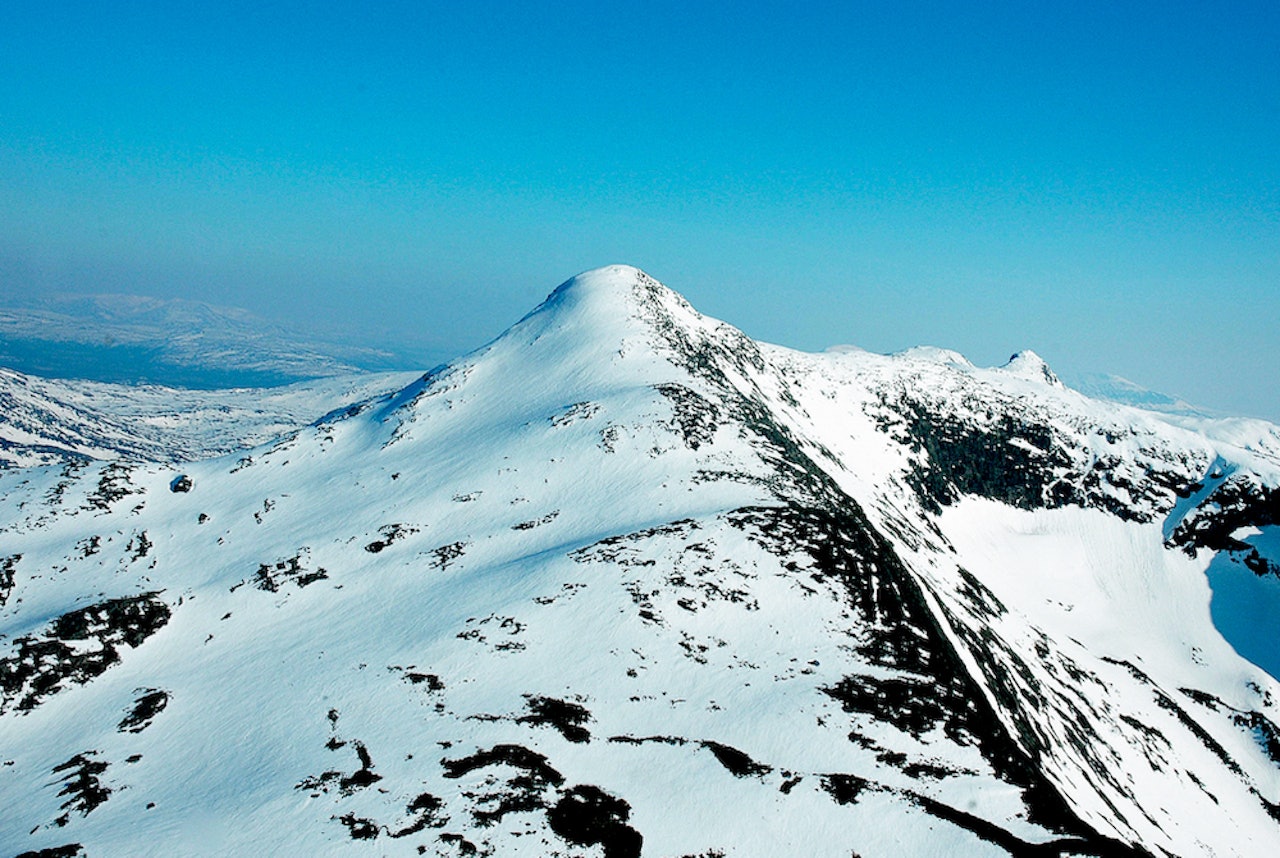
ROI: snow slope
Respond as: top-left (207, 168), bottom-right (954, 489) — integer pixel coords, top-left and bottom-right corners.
top-left (0, 266), bottom-right (1277, 857)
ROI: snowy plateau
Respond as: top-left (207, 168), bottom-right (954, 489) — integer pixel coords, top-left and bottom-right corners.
top-left (1, 265), bottom-right (1278, 858)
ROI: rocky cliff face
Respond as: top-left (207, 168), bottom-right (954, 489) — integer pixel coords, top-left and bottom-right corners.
top-left (0, 266), bottom-right (1277, 857)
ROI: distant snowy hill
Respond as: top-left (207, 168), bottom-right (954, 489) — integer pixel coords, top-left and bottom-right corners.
top-left (1058, 371), bottom-right (1213, 417)
top-left (0, 293), bottom-right (429, 388)
top-left (0, 367), bottom-right (421, 468)
top-left (1, 266), bottom-right (1277, 857)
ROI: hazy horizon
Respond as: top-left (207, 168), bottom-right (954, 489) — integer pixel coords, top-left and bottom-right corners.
top-left (3, 2), bottom-right (1277, 420)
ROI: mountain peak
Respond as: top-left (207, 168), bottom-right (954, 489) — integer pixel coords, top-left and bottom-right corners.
top-left (500, 265), bottom-right (709, 366)
top-left (550, 264), bottom-right (650, 299)
top-left (1001, 349), bottom-right (1062, 386)
top-left (535, 264), bottom-right (691, 324)
top-left (893, 345), bottom-right (975, 368)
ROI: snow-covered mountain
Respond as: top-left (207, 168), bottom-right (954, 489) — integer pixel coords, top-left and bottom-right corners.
top-left (1, 266), bottom-right (1277, 857)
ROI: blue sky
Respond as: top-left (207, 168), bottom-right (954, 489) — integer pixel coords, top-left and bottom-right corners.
top-left (2, 1), bottom-right (1277, 418)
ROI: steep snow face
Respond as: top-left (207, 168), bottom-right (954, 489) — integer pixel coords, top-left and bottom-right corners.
top-left (762, 336), bottom-right (1280, 854)
top-left (0, 265), bottom-right (1278, 857)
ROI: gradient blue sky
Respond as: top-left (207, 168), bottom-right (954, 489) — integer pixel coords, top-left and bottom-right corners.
top-left (2, 1), bottom-right (1277, 418)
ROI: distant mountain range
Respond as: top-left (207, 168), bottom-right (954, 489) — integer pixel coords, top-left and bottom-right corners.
top-left (0, 293), bottom-right (433, 389)
top-left (1059, 371), bottom-right (1216, 417)
top-left (1, 290), bottom-right (1211, 421)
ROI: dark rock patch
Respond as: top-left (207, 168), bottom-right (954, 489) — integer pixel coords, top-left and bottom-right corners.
top-left (902, 760), bottom-right (967, 781)
top-left (455, 615), bottom-right (525, 652)
top-left (388, 791), bottom-right (448, 838)
top-left (598, 424), bottom-right (622, 453)
top-left (438, 833), bottom-right (480, 855)
top-left (126, 530), bottom-right (151, 562)
top-left (403, 670), bottom-right (444, 691)
top-left (868, 388), bottom-right (1194, 522)
top-left (821, 773), bottom-right (873, 805)
top-left (15, 846), bottom-right (85, 858)
top-left (570, 519), bottom-right (698, 566)
top-left (243, 552), bottom-right (327, 593)
top-left (906, 789), bottom-right (1130, 857)
top-left (0, 553), bottom-right (18, 606)
top-left (517, 695), bottom-right (592, 743)
top-left (84, 463), bottom-right (138, 513)
top-left (653, 383), bottom-right (720, 450)
top-left (512, 511), bottom-right (559, 531)
top-left (51, 753), bottom-right (111, 826)
top-left (336, 813), bottom-right (379, 840)
top-left (700, 741), bottom-right (771, 778)
top-left (532, 582), bottom-right (588, 606)
top-left (1234, 711), bottom-right (1280, 765)
top-left (430, 541), bottom-right (467, 570)
top-left (299, 739), bottom-right (381, 797)
top-left (297, 712), bottom-right (383, 798)
top-left (823, 674), bottom-right (973, 744)
top-left (1168, 475), bottom-right (1280, 559)
top-left (0, 593), bottom-right (170, 713)
top-left (441, 744), bottom-right (563, 786)
top-left (1176, 687), bottom-right (1280, 767)
top-left (340, 742), bottom-right (381, 793)
top-left (548, 785), bottom-right (643, 858)
top-left (895, 405), bottom-right (1071, 514)
top-left (252, 498), bottom-right (275, 524)
top-left (549, 402), bottom-right (600, 427)
top-left (607, 735), bottom-right (687, 746)
top-left (442, 744), bottom-right (564, 828)
top-left (365, 523), bottom-right (421, 554)
top-left (118, 688), bottom-right (170, 733)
